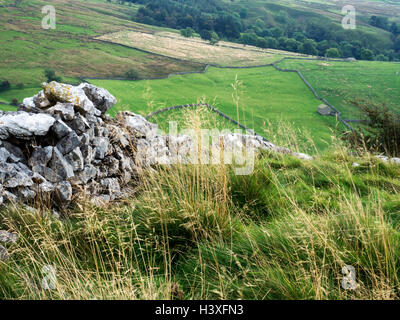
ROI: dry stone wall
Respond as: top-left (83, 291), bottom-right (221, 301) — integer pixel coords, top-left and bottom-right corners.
top-left (1, 81), bottom-right (152, 207)
top-left (0, 81), bottom-right (313, 209)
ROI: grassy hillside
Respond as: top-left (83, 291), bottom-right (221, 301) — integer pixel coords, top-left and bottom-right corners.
top-left (0, 0), bottom-right (203, 86)
top-left (131, 0), bottom-right (399, 59)
top-left (1, 122), bottom-right (400, 299)
top-left (276, 59), bottom-right (400, 119)
top-left (92, 66), bottom-right (341, 153)
top-left (1, 0), bottom-right (400, 302)
top-left (234, 0), bottom-right (400, 27)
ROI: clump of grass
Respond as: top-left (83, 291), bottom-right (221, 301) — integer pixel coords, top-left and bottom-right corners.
top-left (179, 193), bottom-right (400, 299)
top-left (1, 113), bottom-right (400, 300)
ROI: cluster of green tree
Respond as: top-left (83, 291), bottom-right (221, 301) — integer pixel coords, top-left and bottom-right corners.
top-left (368, 15), bottom-right (400, 60)
top-left (45, 69), bottom-right (62, 83)
top-left (125, 69), bottom-right (139, 80)
top-left (0, 80), bottom-right (25, 93)
top-left (132, 0), bottom-right (241, 42)
top-left (369, 15), bottom-right (399, 35)
top-left (0, 80), bottom-right (11, 92)
top-left (112, 0), bottom-right (400, 61)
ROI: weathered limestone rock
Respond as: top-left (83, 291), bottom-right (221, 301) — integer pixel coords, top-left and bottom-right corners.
top-left (0, 147), bottom-right (10, 163)
top-left (70, 113), bottom-right (90, 134)
top-left (0, 231), bottom-right (18, 243)
top-left (49, 148), bottom-right (74, 180)
top-left (293, 152), bottom-right (314, 161)
top-left (0, 162), bottom-right (34, 189)
top-left (100, 178), bottom-right (121, 200)
top-left (29, 146), bottom-right (53, 168)
top-left (33, 165), bottom-right (62, 184)
top-left (4, 171), bottom-right (33, 188)
top-left (93, 137), bottom-right (109, 160)
top-left (33, 90), bottom-right (52, 109)
top-left (78, 164), bottom-right (97, 184)
top-left (20, 97), bottom-right (36, 112)
top-left (2, 141), bottom-right (25, 163)
top-left (80, 143), bottom-right (95, 163)
top-left (43, 82), bottom-right (95, 115)
top-left (19, 90), bottom-right (51, 112)
top-left (0, 244), bottom-right (9, 261)
top-left (0, 229), bottom-right (15, 262)
top-left (0, 112), bottom-right (55, 139)
top-left (91, 195), bottom-right (111, 206)
top-left (78, 83), bottom-right (116, 113)
top-left (46, 102), bottom-right (75, 121)
top-left (56, 131), bottom-right (80, 155)
top-left (52, 119), bottom-right (73, 139)
top-left (375, 155), bottom-right (400, 164)
top-left (103, 156), bottom-right (119, 176)
top-left (2, 190), bottom-right (17, 203)
top-left (38, 180), bottom-right (55, 193)
top-left (117, 112), bottom-right (158, 139)
top-left (18, 187), bottom-right (36, 200)
top-left (65, 147), bottom-right (84, 172)
top-left (107, 124), bottom-right (130, 148)
top-left (55, 181), bottom-right (72, 203)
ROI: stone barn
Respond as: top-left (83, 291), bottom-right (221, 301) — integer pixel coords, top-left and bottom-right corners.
top-left (317, 104), bottom-right (332, 116)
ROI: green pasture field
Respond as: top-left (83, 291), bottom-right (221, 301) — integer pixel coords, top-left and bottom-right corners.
top-left (148, 106), bottom-right (240, 134)
top-left (276, 59), bottom-right (400, 119)
top-left (0, 104), bottom-right (17, 111)
top-left (91, 66), bottom-right (343, 154)
top-left (0, 85), bottom-right (42, 112)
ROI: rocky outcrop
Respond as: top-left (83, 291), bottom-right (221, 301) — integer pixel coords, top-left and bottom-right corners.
top-left (1, 82), bottom-right (196, 207)
top-left (0, 113), bottom-right (55, 139)
top-left (0, 81), bottom-right (314, 209)
top-left (1, 82), bottom-right (136, 207)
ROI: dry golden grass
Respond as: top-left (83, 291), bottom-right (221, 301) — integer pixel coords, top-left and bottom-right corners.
top-left (1, 111), bottom-right (400, 300)
top-left (98, 30), bottom-right (304, 67)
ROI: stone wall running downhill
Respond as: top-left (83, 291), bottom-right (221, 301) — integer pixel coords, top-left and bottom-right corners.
top-left (0, 81), bottom-right (314, 210)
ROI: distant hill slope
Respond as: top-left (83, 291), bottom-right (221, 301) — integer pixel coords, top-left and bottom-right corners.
top-left (127, 0), bottom-right (399, 60)
top-left (0, 0), bottom-right (203, 85)
top-left (97, 30), bottom-right (303, 67)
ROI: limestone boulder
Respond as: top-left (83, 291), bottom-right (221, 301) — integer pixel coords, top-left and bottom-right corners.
top-left (0, 112), bottom-right (55, 139)
top-left (43, 81), bottom-right (95, 115)
top-left (78, 83), bottom-right (116, 114)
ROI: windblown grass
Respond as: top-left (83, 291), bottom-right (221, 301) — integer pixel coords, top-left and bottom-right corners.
top-left (1, 112), bottom-right (400, 300)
